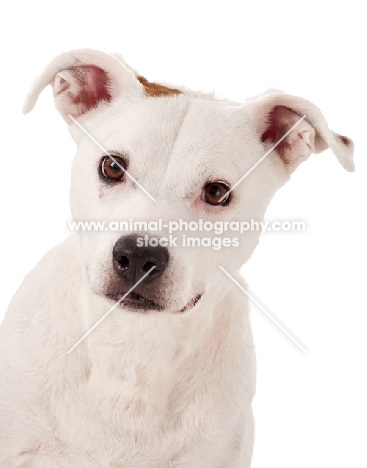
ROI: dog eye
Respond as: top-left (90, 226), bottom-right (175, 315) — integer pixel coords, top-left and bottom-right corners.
top-left (100, 155), bottom-right (126, 182)
top-left (202, 182), bottom-right (231, 206)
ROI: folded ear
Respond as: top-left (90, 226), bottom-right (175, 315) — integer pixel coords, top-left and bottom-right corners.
top-left (253, 92), bottom-right (354, 172)
top-left (22, 49), bottom-right (143, 122)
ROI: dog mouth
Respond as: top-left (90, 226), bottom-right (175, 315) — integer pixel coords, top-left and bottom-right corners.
top-left (106, 291), bottom-right (203, 313)
top-left (106, 291), bottom-right (163, 311)
top-left (179, 294), bottom-right (202, 313)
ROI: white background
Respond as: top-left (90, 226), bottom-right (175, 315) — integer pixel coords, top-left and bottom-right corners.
top-left (1, 1), bottom-right (366, 467)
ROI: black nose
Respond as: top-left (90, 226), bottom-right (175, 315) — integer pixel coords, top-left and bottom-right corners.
top-left (112, 235), bottom-right (169, 284)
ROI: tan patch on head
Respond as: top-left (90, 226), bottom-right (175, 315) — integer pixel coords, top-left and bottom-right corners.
top-left (338, 134), bottom-right (351, 147)
top-left (137, 75), bottom-right (182, 97)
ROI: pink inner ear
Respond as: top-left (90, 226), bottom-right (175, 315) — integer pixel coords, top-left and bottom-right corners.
top-left (261, 106), bottom-right (302, 164)
top-left (261, 105), bottom-right (315, 167)
top-left (69, 65), bottom-right (112, 112)
top-left (261, 106), bottom-right (295, 154)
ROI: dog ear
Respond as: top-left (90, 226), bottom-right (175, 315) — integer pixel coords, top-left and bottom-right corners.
top-left (22, 49), bottom-right (143, 122)
top-left (253, 92), bottom-right (354, 172)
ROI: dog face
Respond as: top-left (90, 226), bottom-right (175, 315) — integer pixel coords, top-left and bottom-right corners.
top-left (24, 49), bottom-right (354, 314)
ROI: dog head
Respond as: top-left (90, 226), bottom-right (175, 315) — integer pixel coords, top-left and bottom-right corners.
top-left (23, 49), bottom-right (354, 315)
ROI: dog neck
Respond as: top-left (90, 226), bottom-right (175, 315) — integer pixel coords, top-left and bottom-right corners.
top-left (75, 282), bottom-right (247, 426)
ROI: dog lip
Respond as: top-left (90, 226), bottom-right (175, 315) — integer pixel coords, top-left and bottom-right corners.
top-left (105, 292), bottom-right (203, 313)
top-left (106, 291), bottom-right (163, 311)
top-left (179, 294), bottom-right (202, 313)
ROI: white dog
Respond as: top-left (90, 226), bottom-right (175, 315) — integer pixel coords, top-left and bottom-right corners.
top-left (0, 49), bottom-right (354, 468)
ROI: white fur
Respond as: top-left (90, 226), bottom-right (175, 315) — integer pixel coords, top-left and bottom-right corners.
top-left (0, 49), bottom-right (354, 467)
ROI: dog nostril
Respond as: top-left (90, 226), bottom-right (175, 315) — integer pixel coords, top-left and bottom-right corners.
top-left (117, 256), bottom-right (129, 270)
top-left (143, 261), bottom-right (156, 273)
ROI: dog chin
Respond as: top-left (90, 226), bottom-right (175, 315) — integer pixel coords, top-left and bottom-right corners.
top-left (105, 291), bottom-right (203, 314)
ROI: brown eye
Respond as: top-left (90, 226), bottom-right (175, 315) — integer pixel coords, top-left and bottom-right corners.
top-left (100, 155), bottom-right (126, 182)
top-left (202, 182), bottom-right (231, 206)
